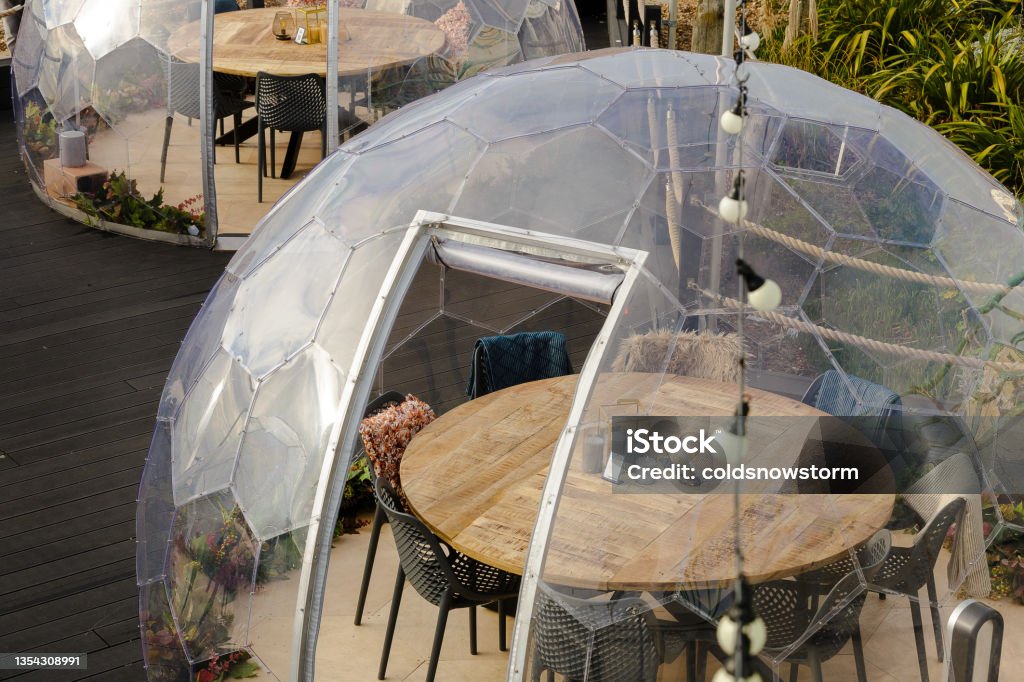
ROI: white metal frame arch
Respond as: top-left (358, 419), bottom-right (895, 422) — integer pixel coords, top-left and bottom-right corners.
top-left (290, 210), bottom-right (649, 680)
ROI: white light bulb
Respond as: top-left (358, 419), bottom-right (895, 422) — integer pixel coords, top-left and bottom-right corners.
top-left (713, 429), bottom-right (747, 466)
top-left (720, 108), bottom-right (744, 135)
top-left (712, 668), bottom-right (735, 682)
top-left (717, 612), bottom-right (768, 655)
top-left (718, 195), bottom-right (749, 223)
top-left (717, 613), bottom-right (740, 654)
top-left (740, 31), bottom-right (761, 53)
top-left (746, 616), bottom-right (767, 655)
top-left (747, 278), bottom-right (782, 311)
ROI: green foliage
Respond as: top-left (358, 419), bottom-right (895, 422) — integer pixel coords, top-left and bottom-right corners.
top-left (73, 171), bottom-right (205, 236)
top-left (21, 101), bottom-right (58, 159)
top-left (762, 0), bottom-right (1024, 197)
top-left (983, 496), bottom-right (1024, 602)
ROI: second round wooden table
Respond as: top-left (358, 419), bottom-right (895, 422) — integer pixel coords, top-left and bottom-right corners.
top-left (401, 373), bottom-right (894, 591)
top-left (167, 7), bottom-right (446, 77)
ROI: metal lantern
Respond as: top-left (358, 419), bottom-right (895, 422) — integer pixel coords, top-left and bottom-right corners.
top-left (295, 6), bottom-right (327, 44)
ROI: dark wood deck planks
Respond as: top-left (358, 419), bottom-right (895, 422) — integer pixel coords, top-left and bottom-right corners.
top-left (0, 114), bottom-right (231, 681)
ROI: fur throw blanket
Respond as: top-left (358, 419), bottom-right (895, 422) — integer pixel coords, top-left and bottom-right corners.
top-left (611, 330), bottom-right (743, 383)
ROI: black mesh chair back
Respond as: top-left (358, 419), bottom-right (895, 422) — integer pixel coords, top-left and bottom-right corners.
top-left (802, 528), bottom-right (892, 591)
top-left (751, 530), bottom-right (890, 682)
top-left (874, 497), bottom-right (965, 594)
top-left (374, 478), bottom-right (518, 682)
top-left (161, 59), bottom-right (252, 183)
top-left (166, 59), bottom-right (248, 121)
top-left (870, 497), bottom-right (966, 682)
top-left (532, 586), bottom-right (660, 682)
top-left (255, 71), bottom-right (327, 132)
top-left (375, 478), bottom-right (518, 605)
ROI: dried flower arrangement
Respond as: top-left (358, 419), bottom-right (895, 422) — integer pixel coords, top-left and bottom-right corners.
top-left (435, 1), bottom-right (471, 67)
top-left (358, 394), bottom-right (436, 504)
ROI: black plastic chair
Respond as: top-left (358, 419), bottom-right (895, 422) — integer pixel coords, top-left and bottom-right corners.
top-left (753, 571), bottom-right (875, 682)
top-left (352, 390), bottom-right (408, 627)
top-left (799, 529), bottom-right (893, 611)
top-left (375, 478), bottom-right (519, 682)
top-left (160, 59), bottom-right (253, 183)
top-left (871, 497), bottom-right (966, 682)
top-left (255, 71), bottom-right (327, 202)
top-left (531, 586), bottom-right (661, 682)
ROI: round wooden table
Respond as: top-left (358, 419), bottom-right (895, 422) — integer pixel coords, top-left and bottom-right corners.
top-left (167, 7), bottom-right (446, 77)
top-left (401, 373), bottom-right (894, 591)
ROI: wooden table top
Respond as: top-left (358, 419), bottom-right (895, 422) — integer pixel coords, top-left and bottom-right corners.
top-left (402, 373), bottom-right (894, 591)
top-left (167, 7), bottom-right (446, 77)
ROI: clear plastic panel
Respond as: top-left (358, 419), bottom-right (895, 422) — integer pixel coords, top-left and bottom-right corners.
top-left (234, 345), bottom-right (347, 540)
top-left (159, 271), bottom-right (241, 421)
top-left (315, 123), bottom-right (485, 240)
top-left (171, 347), bottom-right (255, 506)
top-left (454, 125), bottom-right (652, 234)
top-left (446, 66), bottom-right (621, 142)
top-left (76, 0), bottom-right (142, 60)
top-left (137, 420), bottom-right (176, 585)
top-left (165, 490), bottom-right (259, 665)
top-left (247, 526), bottom-right (311, 681)
top-left (223, 221), bottom-right (351, 379)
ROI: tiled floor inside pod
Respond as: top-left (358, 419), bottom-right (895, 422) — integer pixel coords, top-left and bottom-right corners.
top-left (246, 515), bottom-right (1024, 681)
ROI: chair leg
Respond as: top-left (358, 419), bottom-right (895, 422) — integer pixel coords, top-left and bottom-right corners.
top-left (233, 112), bottom-right (242, 164)
top-left (377, 566), bottom-right (405, 681)
top-left (425, 590), bottom-right (453, 682)
top-left (926, 573), bottom-right (943, 662)
top-left (354, 503), bottom-right (385, 626)
top-left (852, 625), bottom-right (868, 682)
top-left (695, 642), bottom-right (707, 682)
top-left (257, 121), bottom-right (265, 203)
top-left (160, 116), bottom-right (173, 184)
top-left (468, 605), bottom-right (477, 655)
top-left (789, 662), bottom-right (799, 682)
top-left (685, 642), bottom-right (697, 682)
top-left (497, 598), bottom-right (507, 652)
top-left (808, 647), bottom-right (824, 682)
top-left (909, 599), bottom-right (930, 682)
top-left (270, 128), bottom-right (276, 178)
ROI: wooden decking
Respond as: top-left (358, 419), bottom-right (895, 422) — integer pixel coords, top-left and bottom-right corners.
top-left (0, 115), bottom-right (232, 680)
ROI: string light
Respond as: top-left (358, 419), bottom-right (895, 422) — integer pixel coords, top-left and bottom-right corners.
top-left (720, 84), bottom-right (747, 135)
top-left (718, 172), bottom-right (748, 223)
top-left (714, 1), bottom-right (776, 681)
top-left (736, 259), bottom-right (782, 311)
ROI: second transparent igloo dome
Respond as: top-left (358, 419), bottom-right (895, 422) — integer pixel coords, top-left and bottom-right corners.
top-left (137, 48), bottom-right (1024, 681)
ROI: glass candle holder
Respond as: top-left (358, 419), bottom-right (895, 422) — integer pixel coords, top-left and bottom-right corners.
top-left (295, 7), bottom-right (327, 44)
top-left (273, 11), bottom-right (293, 40)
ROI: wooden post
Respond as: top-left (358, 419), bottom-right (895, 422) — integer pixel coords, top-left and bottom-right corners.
top-left (783, 0), bottom-right (814, 51)
top-left (691, 0), bottom-right (724, 55)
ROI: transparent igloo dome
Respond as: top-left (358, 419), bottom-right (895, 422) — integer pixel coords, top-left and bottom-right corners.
top-left (11, 0), bottom-right (583, 242)
top-left (137, 48), bottom-right (1024, 681)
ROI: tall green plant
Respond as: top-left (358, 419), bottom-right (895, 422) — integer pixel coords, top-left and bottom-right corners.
top-left (761, 0), bottom-right (1024, 196)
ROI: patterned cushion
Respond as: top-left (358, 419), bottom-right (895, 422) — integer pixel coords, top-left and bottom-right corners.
top-left (358, 394), bottom-right (436, 506)
top-left (466, 331), bottom-right (573, 398)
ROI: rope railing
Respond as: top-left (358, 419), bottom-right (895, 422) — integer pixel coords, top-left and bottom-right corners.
top-left (691, 283), bottom-right (1024, 373)
top-left (0, 4), bottom-right (22, 19)
top-left (693, 200), bottom-right (1016, 296)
